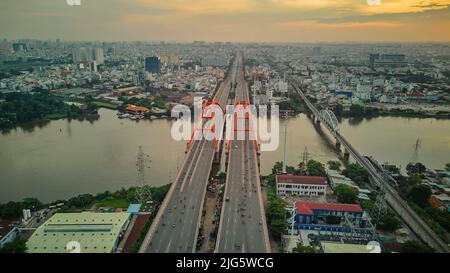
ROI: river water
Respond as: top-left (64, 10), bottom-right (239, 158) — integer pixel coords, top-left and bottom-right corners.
top-left (1, 109), bottom-right (449, 202)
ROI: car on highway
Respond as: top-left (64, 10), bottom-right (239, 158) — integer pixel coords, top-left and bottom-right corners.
top-left (225, 196), bottom-right (230, 202)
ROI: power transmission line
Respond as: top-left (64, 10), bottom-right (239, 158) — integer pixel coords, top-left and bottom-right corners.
top-left (410, 139), bottom-right (421, 164)
top-left (135, 146), bottom-right (152, 206)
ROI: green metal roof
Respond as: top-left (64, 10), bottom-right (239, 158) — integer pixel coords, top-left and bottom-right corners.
top-left (321, 242), bottom-right (373, 253)
top-left (27, 212), bottom-right (130, 253)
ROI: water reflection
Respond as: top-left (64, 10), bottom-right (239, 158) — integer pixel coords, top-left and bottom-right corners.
top-left (0, 114), bottom-right (100, 135)
top-left (0, 109), bottom-right (449, 203)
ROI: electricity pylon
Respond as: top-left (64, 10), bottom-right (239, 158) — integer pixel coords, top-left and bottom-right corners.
top-left (410, 139), bottom-right (421, 164)
top-left (135, 146), bottom-right (152, 205)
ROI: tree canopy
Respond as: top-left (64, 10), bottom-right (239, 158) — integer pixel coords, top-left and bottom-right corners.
top-left (376, 213), bottom-right (401, 233)
top-left (342, 163), bottom-right (368, 186)
top-left (402, 240), bottom-right (434, 253)
top-left (0, 198), bottom-right (44, 219)
top-left (408, 184), bottom-right (432, 206)
top-left (292, 244), bottom-right (318, 253)
top-left (335, 185), bottom-right (358, 204)
top-left (406, 162), bottom-right (426, 175)
top-left (0, 238), bottom-right (27, 253)
top-left (327, 160), bottom-right (341, 171)
top-left (266, 187), bottom-right (288, 238)
top-left (306, 160), bottom-right (326, 177)
top-left (0, 91), bottom-right (87, 128)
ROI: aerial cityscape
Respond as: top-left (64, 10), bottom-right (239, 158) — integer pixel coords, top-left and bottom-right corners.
top-left (1, 0), bottom-right (450, 264)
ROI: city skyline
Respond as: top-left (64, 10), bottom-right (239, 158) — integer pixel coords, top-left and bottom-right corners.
top-left (1, 0), bottom-right (450, 43)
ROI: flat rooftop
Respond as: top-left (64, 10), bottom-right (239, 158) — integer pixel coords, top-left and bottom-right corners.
top-left (276, 175), bottom-right (327, 186)
top-left (27, 212), bottom-right (130, 253)
top-left (321, 242), bottom-right (373, 253)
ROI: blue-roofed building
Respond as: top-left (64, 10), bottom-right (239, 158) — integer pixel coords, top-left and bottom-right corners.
top-left (0, 219), bottom-right (19, 249)
top-left (127, 204), bottom-right (141, 215)
top-left (335, 91), bottom-right (353, 97)
top-left (294, 202), bottom-right (374, 235)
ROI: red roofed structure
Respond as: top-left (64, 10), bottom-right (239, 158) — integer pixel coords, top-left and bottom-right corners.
top-left (277, 175), bottom-right (327, 185)
top-left (295, 201), bottom-right (364, 226)
top-left (406, 91), bottom-right (426, 101)
top-left (295, 202), bottom-right (363, 215)
top-left (126, 104), bottom-right (150, 114)
top-left (293, 202), bottom-right (371, 234)
top-left (406, 91), bottom-right (425, 97)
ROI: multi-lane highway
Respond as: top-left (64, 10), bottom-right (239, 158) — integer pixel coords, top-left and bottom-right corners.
top-left (215, 53), bottom-right (271, 253)
top-left (139, 55), bottom-right (238, 253)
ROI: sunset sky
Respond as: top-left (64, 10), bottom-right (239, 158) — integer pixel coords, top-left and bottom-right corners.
top-left (1, 0), bottom-right (450, 42)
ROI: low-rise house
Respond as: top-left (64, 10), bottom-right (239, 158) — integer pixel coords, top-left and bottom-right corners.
top-left (125, 104), bottom-right (150, 114)
top-left (276, 175), bottom-right (327, 197)
top-left (294, 201), bottom-right (373, 234)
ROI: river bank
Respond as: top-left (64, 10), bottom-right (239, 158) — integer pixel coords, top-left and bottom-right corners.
top-left (338, 102), bottom-right (450, 119)
top-left (1, 108), bottom-right (449, 203)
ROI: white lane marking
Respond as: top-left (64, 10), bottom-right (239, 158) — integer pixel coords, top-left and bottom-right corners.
top-left (165, 240), bottom-right (172, 253)
top-left (180, 140), bottom-right (203, 192)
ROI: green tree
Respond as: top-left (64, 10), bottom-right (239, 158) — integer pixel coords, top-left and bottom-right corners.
top-left (0, 91), bottom-right (89, 129)
top-left (0, 201), bottom-right (24, 218)
top-left (445, 163), bottom-right (450, 171)
top-left (22, 198), bottom-right (43, 210)
top-left (424, 206), bottom-right (450, 232)
top-left (306, 160), bottom-right (326, 177)
top-left (335, 185), bottom-right (358, 204)
top-left (385, 164), bottom-right (400, 174)
top-left (0, 238), bottom-right (27, 253)
top-left (266, 188), bottom-right (287, 238)
top-left (292, 244), bottom-right (318, 253)
top-left (406, 162), bottom-right (426, 175)
top-left (376, 214), bottom-right (401, 232)
top-left (65, 194), bottom-right (95, 209)
top-left (327, 160), bottom-right (341, 171)
top-left (217, 172), bottom-right (227, 180)
top-left (349, 104), bottom-right (364, 116)
top-left (272, 161), bottom-right (283, 174)
top-left (150, 184), bottom-right (171, 204)
top-left (271, 161), bottom-right (297, 175)
top-left (402, 240), bottom-right (434, 253)
top-left (408, 184), bottom-right (431, 206)
top-left (342, 163), bottom-right (368, 186)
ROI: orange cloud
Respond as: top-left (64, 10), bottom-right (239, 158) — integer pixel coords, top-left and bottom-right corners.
top-left (131, 0), bottom-right (252, 14)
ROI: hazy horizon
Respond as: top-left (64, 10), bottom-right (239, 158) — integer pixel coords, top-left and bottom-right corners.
top-left (1, 0), bottom-right (450, 43)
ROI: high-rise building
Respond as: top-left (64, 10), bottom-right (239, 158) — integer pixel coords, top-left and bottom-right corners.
top-left (369, 53), bottom-right (406, 68)
top-left (72, 47), bottom-right (91, 63)
top-left (313, 46), bottom-right (321, 56)
top-left (369, 53), bottom-right (379, 68)
top-left (160, 55), bottom-right (180, 65)
top-left (12, 43), bottom-right (27, 52)
top-left (72, 47), bottom-right (104, 65)
top-left (145, 56), bottom-right (161, 74)
top-left (92, 48), bottom-right (104, 65)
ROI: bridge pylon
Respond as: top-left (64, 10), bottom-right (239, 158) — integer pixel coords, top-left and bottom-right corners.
top-left (187, 99), bottom-right (224, 152)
